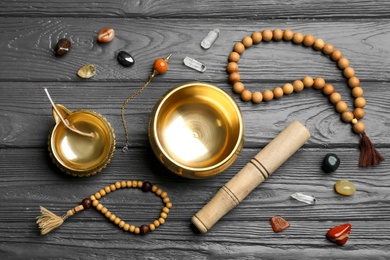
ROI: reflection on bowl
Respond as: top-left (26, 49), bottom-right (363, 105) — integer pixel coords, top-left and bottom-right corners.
top-left (149, 82), bottom-right (244, 179)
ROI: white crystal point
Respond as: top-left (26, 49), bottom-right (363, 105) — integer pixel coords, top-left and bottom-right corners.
top-left (291, 192), bottom-right (316, 205)
top-left (183, 56), bottom-right (206, 72)
top-left (201, 29), bottom-right (220, 49)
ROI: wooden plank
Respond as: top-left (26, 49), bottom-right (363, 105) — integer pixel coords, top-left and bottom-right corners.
top-left (1, 81), bottom-right (389, 148)
top-left (0, 18), bottom-right (389, 81)
top-left (0, 0), bottom-right (389, 19)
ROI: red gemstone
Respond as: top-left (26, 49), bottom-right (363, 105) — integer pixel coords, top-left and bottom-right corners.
top-left (270, 216), bottom-right (290, 233)
top-left (326, 223), bottom-right (352, 245)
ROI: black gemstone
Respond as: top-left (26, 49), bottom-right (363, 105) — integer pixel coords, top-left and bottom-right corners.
top-left (142, 181), bottom-right (152, 192)
top-left (55, 38), bottom-right (71, 56)
top-left (322, 153), bottom-right (340, 173)
top-left (117, 51), bottom-right (135, 67)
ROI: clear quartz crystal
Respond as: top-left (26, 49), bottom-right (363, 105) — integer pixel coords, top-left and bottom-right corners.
top-left (183, 56), bottom-right (206, 72)
top-left (201, 29), bottom-right (220, 49)
top-left (290, 192), bottom-right (316, 205)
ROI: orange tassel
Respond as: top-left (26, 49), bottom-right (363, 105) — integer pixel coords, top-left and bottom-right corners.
top-left (359, 132), bottom-right (384, 167)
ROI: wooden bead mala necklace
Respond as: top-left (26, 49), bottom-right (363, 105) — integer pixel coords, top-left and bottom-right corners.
top-left (226, 29), bottom-right (384, 167)
top-left (36, 181), bottom-right (172, 235)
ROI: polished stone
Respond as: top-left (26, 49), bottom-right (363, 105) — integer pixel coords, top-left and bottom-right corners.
top-left (334, 180), bottom-right (356, 196)
top-left (77, 64), bottom-right (96, 79)
top-left (270, 215), bottom-right (290, 233)
top-left (326, 223), bottom-right (352, 245)
top-left (322, 153), bottom-right (340, 173)
top-left (55, 38), bottom-right (71, 56)
top-left (117, 51), bottom-right (135, 67)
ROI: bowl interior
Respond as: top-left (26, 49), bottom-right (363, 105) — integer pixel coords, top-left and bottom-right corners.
top-left (154, 84), bottom-right (242, 170)
top-left (50, 111), bottom-right (113, 172)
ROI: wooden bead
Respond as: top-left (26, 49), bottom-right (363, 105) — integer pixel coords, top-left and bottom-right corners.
top-left (283, 29), bottom-right (294, 41)
top-left (348, 76), bottom-right (360, 88)
top-left (337, 57), bottom-right (349, 69)
top-left (153, 220), bottom-right (160, 227)
top-left (126, 180), bottom-right (132, 187)
top-left (166, 202), bottom-right (173, 209)
top-left (228, 52), bottom-right (240, 62)
top-left (119, 220), bottom-right (125, 228)
top-left (158, 218), bottom-right (166, 225)
top-left (303, 76), bottom-right (314, 88)
top-left (129, 225), bottom-right (136, 233)
top-left (105, 211), bottom-right (112, 218)
top-left (251, 31), bottom-right (262, 44)
top-left (329, 92), bottom-right (342, 104)
top-left (156, 188), bottom-right (163, 196)
top-left (99, 189), bottom-right (106, 197)
top-left (273, 87), bottom-right (284, 98)
top-left (140, 225), bottom-right (150, 235)
top-left (233, 82), bottom-right (245, 93)
top-left (101, 207), bottom-right (108, 214)
top-left (313, 38), bottom-right (325, 51)
top-left (292, 32), bottom-right (304, 44)
top-left (322, 43), bottom-right (334, 55)
top-left (354, 97), bottom-right (366, 108)
top-left (115, 182), bottom-right (121, 189)
top-left (241, 89), bottom-right (252, 101)
top-left (92, 200), bottom-right (99, 207)
top-left (152, 185), bottom-right (158, 192)
top-left (162, 207), bottom-right (170, 214)
top-left (352, 118), bottom-right (358, 124)
top-left (341, 111), bottom-right (354, 123)
top-left (90, 195), bottom-right (96, 201)
top-left (322, 84), bottom-right (334, 96)
top-left (273, 29), bottom-right (284, 41)
top-left (123, 223), bottom-right (130, 231)
top-left (104, 186), bottom-right (111, 193)
top-left (96, 203), bottom-right (103, 211)
top-left (226, 62), bottom-right (238, 73)
top-left (262, 29), bottom-right (273, 41)
top-left (82, 198), bottom-right (92, 208)
top-left (252, 92), bottom-right (263, 103)
top-left (336, 101), bottom-right (348, 113)
top-left (109, 214), bottom-right (116, 222)
top-left (331, 50), bottom-right (342, 61)
top-left (134, 228), bottom-right (140, 234)
top-left (234, 42), bottom-right (245, 54)
top-left (352, 87), bottom-right (363, 98)
top-left (313, 78), bottom-right (326, 89)
top-left (94, 192), bottom-right (101, 200)
top-left (263, 89), bottom-right (274, 101)
top-left (110, 184), bottom-right (116, 191)
top-left (115, 218), bottom-right (122, 226)
top-left (354, 108), bottom-right (365, 119)
top-left (353, 121), bottom-right (365, 134)
top-left (343, 67), bottom-right (355, 78)
top-left (229, 72), bottom-right (240, 83)
top-left (160, 191), bottom-right (168, 199)
top-left (242, 36), bottom-right (253, 48)
top-left (121, 181), bottom-right (127, 188)
top-left (149, 224), bottom-right (156, 231)
top-left (292, 80), bottom-right (304, 92)
top-left (160, 212), bottom-right (168, 219)
top-left (137, 181), bottom-right (143, 188)
top-left (163, 197), bottom-right (170, 204)
top-left (303, 34), bottom-right (315, 46)
top-left (282, 83), bottom-right (294, 95)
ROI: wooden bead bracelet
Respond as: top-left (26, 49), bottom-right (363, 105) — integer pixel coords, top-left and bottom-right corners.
top-left (226, 29), bottom-right (384, 167)
top-left (36, 181), bottom-right (172, 235)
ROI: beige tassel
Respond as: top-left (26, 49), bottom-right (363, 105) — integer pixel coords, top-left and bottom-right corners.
top-left (36, 205), bottom-right (83, 235)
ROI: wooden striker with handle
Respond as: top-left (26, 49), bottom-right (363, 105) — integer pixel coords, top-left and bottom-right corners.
top-left (191, 120), bottom-right (310, 233)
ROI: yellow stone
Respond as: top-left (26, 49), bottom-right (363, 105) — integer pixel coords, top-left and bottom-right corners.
top-left (77, 64), bottom-right (96, 79)
top-left (334, 180), bottom-right (356, 196)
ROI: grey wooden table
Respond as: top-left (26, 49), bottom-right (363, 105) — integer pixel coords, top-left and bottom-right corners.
top-left (1, 1), bottom-right (389, 259)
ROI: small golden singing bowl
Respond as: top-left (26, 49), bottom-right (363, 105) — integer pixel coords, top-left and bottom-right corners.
top-left (48, 104), bottom-right (116, 177)
top-left (149, 82), bottom-right (244, 179)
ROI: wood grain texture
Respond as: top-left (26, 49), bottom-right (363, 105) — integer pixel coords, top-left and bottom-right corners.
top-left (1, 0), bottom-right (390, 259)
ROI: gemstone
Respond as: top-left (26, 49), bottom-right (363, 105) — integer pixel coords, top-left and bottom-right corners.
top-left (183, 56), bottom-right (206, 72)
top-left (290, 192), bottom-right (316, 205)
top-left (117, 51), bottom-right (135, 67)
top-left (201, 28), bottom-right (219, 49)
top-left (334, 180), bottom-right (356, 196)
top-left (77, 64), bottom-right (96, 79)
top-left (55, 38), bottom-right (71, 56)
top-left (326, 223), bottom-right (352, 245)
top-left (270, 216), bottom-right (290, 233)
top-left (97, 27), bottom-right (115, 43)
top-left (322, 153), bottom-right (340, 173)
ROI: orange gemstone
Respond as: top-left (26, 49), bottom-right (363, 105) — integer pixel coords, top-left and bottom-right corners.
top-left (97, 27), bottom-right (115, 43)
top-left (153, 58), bottom-right (168, 74)
top-left (270, 215), bottom-right (290, 233)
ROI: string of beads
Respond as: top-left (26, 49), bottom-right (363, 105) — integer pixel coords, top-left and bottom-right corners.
top-left (226, 29), bottom-right (384, 167)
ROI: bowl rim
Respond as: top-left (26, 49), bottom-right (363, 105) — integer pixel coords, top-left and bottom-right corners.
top-left (150, 82), bottom-right (244, 173)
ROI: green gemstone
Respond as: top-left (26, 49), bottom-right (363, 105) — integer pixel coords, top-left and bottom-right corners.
top-left (322, 153), bottom-right (340, 173)
top-left (334, 180), bottom-right (356, 196)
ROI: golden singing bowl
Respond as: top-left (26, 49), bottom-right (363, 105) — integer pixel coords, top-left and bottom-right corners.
top-left (48, 104), bottom-right (116, 177)
top-left (149, 82), bottom-right (244, 179)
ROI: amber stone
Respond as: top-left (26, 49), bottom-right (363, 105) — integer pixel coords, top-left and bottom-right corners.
top-left (117, 51), bottom-right (135, 67)
top-left (77, 64), bottom-right (96, 79)
top-left (326, 223), bottom-right (352, 245)
top-left (270, 216), bottom-right (290, 233)
top-left (322, 153), bottom-right (340, 173)
top-left (55, 38), bottom-right (71, 56)
top-left (334, 180), bottom-right (356, 196)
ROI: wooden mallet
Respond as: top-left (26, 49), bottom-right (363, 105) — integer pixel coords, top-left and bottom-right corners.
top-left (191, 120), bottom-right (310, 233)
